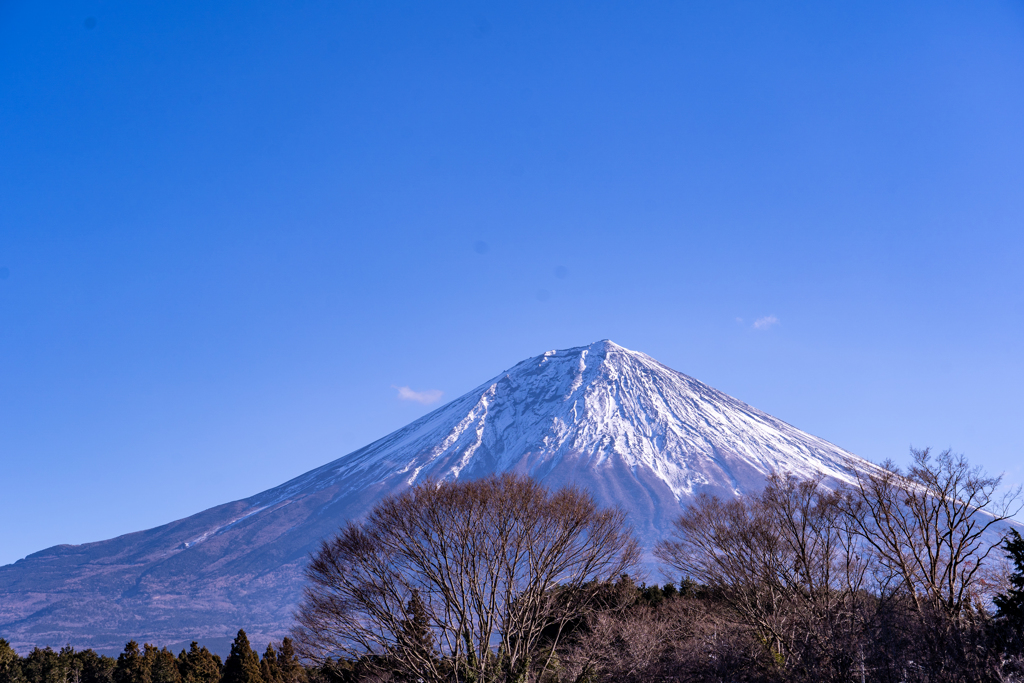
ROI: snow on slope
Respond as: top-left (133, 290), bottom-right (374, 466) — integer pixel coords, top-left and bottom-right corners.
top-left (1, 340), bottom-right (879, 653)
top-left (247, 339), bottom-right (870, 519)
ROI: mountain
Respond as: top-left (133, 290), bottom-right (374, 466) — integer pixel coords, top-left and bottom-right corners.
top-left (0, 340), bottom-right (875, 653)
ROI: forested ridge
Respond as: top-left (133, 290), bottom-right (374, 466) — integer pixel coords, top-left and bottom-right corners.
top-left (0, 631), bottom-right (307, 683)
top-left (4, 564), bottom-right (1024, 683)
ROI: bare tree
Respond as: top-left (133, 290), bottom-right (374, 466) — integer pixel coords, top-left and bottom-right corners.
top-left (293, 473), bottom-right (639, 683)
top-left (559, 589), bottom-right (759, 683)
top-left (654, 474), bottom-right (870, 681)
top-left (652, 451), bottom-right (1023, 682)
top-left (653, 488), bottom-right (788, 655)
top-left (846, 448), bottom-right (1022, 620)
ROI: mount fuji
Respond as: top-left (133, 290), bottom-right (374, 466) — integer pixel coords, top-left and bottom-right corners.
top-left (0, 340), bottom-right (876, 653)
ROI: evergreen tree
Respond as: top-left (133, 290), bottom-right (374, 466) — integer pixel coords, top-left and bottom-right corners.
top-left (258, 647), bottom-right (278, 683)
top-left (57, 646), bottom-right (84, 683)
top-left (77, 651), bottom-right (115, 683)
top-left (146, 650), bottom-right (178, 683)
top-left (996, 529), bottom-right (1024, 638)
top-left (175, 644), bottom-right (219, 683)
top-left (396, 590), bottom-right (435, 663)
top-left (114, 643), bottom-right (150, 683)
top-left (273, 641), bottom-right (304, 683)
top-left (21, 648), bottom-right (56, 683)
top-left (221, 632), bottom-right (263, 683)
top-left (0, 640), bottom-right (23, 683)
top-left (140, 647), bottom-right (158, 683)
top-left (385, 590), bottom-right (437, 682)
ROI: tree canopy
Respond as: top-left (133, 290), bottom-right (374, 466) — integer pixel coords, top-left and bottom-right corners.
top-left (294, 473), bottom-right (639, 683)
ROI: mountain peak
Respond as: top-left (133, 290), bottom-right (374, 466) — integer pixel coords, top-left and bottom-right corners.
top-left (587, 338), bottom-right (626, 351)
top-left (265, 339), bottom-right (865, 513)
top-left (0, 341), bottom-right (875, 653)
top-left (558, 338), bottom-right (630, 357)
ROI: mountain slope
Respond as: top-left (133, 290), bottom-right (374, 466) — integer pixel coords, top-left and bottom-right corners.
top-left (0, 340), bottom-right (875, 652)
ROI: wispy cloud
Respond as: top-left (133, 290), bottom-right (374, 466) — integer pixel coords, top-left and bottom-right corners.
top-left (753, 315), bottom-right (779, 331)
top-left (394, 385), bottom-right (444, 405)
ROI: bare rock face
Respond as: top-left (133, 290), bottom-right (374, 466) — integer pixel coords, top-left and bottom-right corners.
top-left (0, 340), bottom-right (874, 652)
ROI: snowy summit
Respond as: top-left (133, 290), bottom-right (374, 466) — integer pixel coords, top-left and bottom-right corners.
top-left (0, 340), bottom-right (875, 652)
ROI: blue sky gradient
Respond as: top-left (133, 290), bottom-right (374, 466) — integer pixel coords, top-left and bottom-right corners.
top-left (2, 0), bottom-right (1023, 566)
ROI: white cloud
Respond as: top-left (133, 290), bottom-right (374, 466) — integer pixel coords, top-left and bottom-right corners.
top-left (753, 315), bottom-right (779, 331)
top-left (394, 385), bottom-right (444, 405)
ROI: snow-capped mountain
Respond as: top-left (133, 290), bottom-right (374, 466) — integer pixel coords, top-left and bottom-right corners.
top-left (0, 340), bottom-right (875, 653)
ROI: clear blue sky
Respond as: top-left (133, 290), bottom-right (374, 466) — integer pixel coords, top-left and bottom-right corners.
top-left (2, 1), bottom-right (1023, 567)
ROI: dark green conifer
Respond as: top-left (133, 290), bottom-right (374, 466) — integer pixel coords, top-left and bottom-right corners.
top-left (147, 649), bottom-right (179, 683)
top-left (141, 646), bottom-right (159, 682)
top-left (114, 643), bottom-right (150, 683)
top-left (221, 631), bottom-right (263, 683)
top-left (78, 650), bottom-right (116, 683)
top-left (21, 648), bottom-right (56, 683)
top-left (176, 644), bottom-right (220, 683)
top-left (639, 583), bottom-right (664, 607)
top-left (25, 649), bottom-right (51, 683)
top-left (273, 640), bottom-right (304, 683)
top-left (996, 529), bottom-right (1024, 638)
top-left (57, 646), bottom-right (83, 683)
top-left (397, 590), bottom-right (435, 661)
top-left (258, 646), bottom-right (279, 683)
top-left (0, 639), bottom-right (23, 683)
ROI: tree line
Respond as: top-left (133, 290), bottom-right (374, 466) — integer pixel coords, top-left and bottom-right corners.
top-left (0, 631), bottom-right (308, 683)
top-left (293, 449), bottom-right (1024, 682)
top-left (3, 447), bottom-right (1024, 682)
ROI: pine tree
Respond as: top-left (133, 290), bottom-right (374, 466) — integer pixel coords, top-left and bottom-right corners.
top-left (391, 589), bottom-right (436, 681)
top-left (78, 650), bottom-right (116, 683)
top-left (996, 529), bottom-right (1024, 636)
top-left (397, 590), bottom-right (435, 661)
top-left (221, 632), bottom-right (263, 683)
top-left (0, 639), bottom-right (22, 683)
top-left (21, 648), bottom-right (57, 683)
top-left (57, 646), bottom-right (83, 683)
top-left (176, 644), bottom-right (220, 683)
top-left (258, 647), bottom-right (278, 683)
top-left (273, 640), bottom-right (304, 683)
top-left (146, 649), bottom-right (178, 683)
top-left (114, 643), bottom-right (150, 683)
top-left (141, 646), bottom-right (159, 683)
